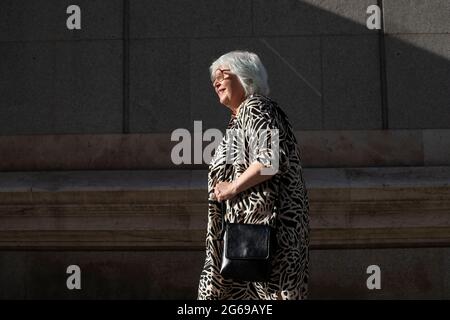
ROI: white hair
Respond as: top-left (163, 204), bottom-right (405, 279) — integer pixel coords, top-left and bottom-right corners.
top-left (209, 51), bottom-right (270, 96)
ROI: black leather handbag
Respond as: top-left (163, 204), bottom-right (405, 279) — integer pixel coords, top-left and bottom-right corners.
top-left (218, 166), bottom-right (279, 282)
top-left (220, 212), bottom-right (276, 282)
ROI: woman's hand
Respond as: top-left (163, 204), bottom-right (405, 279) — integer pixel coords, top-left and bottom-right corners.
top-left (213, 162), bottom-right (276, 202)
top-left (213, 181), bottom-right (238, 202)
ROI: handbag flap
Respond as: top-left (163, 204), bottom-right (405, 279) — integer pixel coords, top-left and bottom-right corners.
top-left (224, 223), bottom-right (271, 260)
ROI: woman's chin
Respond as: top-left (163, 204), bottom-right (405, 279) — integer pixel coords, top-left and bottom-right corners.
top-left (219, 97), bottom-right (229, 106)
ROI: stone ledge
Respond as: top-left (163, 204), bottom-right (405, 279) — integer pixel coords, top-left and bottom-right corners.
top-left (0, 130), bottom-right (449, 170)
top-left (0, 167), bottom-right (449, 249)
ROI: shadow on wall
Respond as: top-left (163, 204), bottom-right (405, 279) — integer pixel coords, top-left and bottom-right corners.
top-left (0, 0), bottom-right (449, 135)
top-left (192, 1), bottom-right (450, 132)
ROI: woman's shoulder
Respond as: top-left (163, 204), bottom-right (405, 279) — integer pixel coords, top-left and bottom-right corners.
top-left (245, 94), bottom-right (274, 108)
top-left (241, 94), bottom-right (291, 129)
top-left (241, 94), bottom-right (277, 117)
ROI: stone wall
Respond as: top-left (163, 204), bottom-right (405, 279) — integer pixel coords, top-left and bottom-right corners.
top-left (0, 1), bottom-right (449, 299)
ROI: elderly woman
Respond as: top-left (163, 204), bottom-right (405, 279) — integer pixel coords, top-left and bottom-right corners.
top-left (197, 51), bottom-right (310, 300)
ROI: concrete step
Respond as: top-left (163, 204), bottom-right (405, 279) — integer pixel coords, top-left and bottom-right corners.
top-left (0, 166), bottom-right (449, 249)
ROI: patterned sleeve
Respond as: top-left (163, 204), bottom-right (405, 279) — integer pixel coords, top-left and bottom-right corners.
top-left (241, 98), bottom-right (289, 175)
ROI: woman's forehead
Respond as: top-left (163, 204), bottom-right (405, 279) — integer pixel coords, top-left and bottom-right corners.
top-left (214, 65), bottom-right (230, 73)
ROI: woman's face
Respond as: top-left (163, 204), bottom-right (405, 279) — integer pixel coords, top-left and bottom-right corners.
top-left (212, 67), bottom-right (246, 109)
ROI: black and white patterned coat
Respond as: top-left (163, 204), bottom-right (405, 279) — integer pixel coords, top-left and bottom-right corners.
top-left (198, 94), bottom-right (310, 300)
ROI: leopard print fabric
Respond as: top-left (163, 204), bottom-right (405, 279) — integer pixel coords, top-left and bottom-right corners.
top-left (197, 94), bottom-right (310, 300)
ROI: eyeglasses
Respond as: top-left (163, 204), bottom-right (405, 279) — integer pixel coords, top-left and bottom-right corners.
top-left (212, 68), bottom-right (231, 86)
